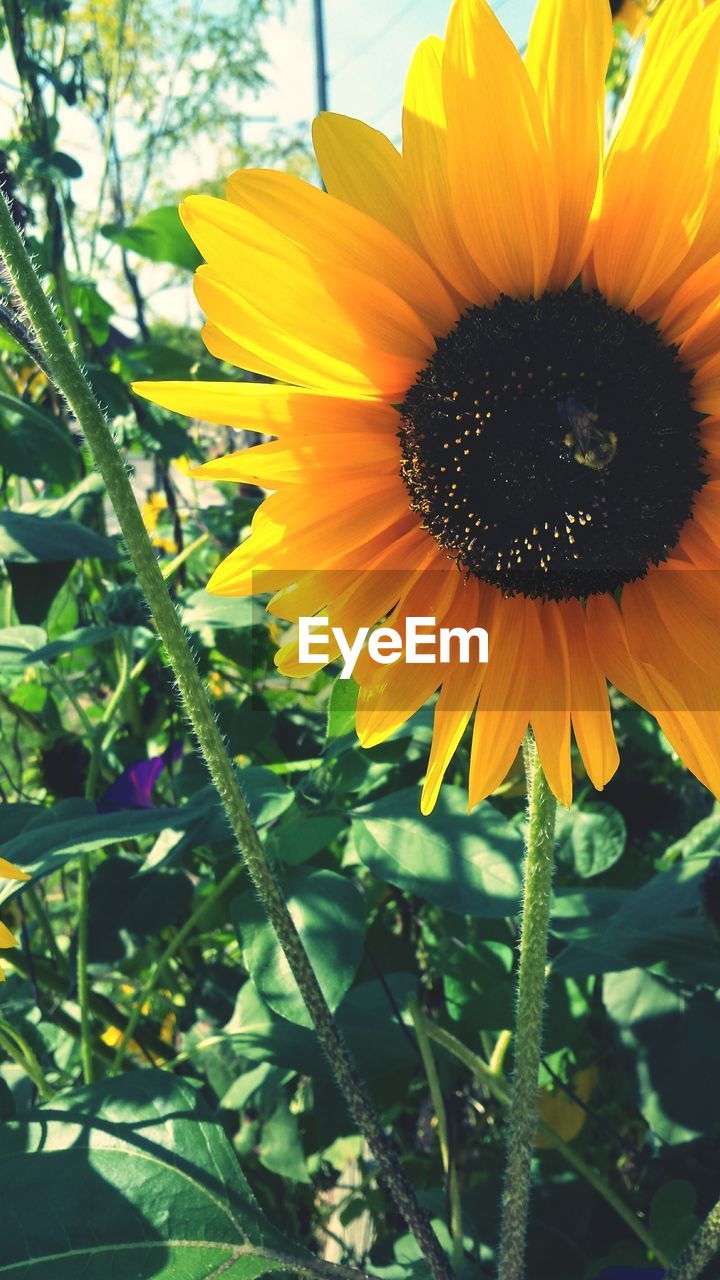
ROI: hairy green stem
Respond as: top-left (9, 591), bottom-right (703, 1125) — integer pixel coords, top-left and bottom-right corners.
top-left (497, 732), bottom-right (557, 1279)
top-left (424, 1021), bottom-right (668, 1268)
top-left (0, 191), bottom-right (452, 1280)
top-left (666, 1198), bottom-right (720, 1280)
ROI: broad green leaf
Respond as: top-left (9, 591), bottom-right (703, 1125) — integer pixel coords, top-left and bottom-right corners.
top-left (225, 976), bottom-right (418, 1083)
top-left (140, 769), bottom-right (294, 869)
top-left (649, 1181), bottom-right (699, 1259)
top-left (233, 868), bottom-right (366, 1026)
top-left (29, 624), bottom-right (120, 663)
top-left (183, 590), bottom-right (265, 632)
top-left (0, 1069), bottom-right (307, 1277)
top-left (221, 1063), bottom-right (280, 1112)
top-left (552, 855), bottom-right (720, 982)
top-left (0, 511), bottom-right (117, 564)
top-left (351, 786), bottom-right (523, 916)
top-left (604, 968), bottom-right (720, 1143)
top-left (0, 392), bottom-right (79, 485)
top-left (101, 206), bottom-right (202, 271)
top-left (19, 472), bottom-right (105, 518)
top-left (270, 813), bottom-right (346, 866)
top-left (0, 625), bottom-right (47, 671)
top-left (555, 803), bottom-right (626, 878)
top-left (259, 1099), bottom-right (310, 1183)
top-left (0, 769), bottom-right (291, 904)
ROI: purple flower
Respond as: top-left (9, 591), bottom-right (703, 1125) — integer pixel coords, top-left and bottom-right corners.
top-left (98, 743), bottom-right (182, 812)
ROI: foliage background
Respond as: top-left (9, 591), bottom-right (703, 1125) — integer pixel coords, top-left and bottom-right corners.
top-left (0, 3), bottom-right (718, 1278)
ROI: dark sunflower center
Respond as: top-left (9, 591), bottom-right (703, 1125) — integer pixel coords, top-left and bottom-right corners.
top-left (398, 290), bottom-right (707, 601)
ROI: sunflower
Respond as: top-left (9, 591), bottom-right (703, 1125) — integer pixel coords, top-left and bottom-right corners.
top-left (137, 0), bottom-right (720, 814)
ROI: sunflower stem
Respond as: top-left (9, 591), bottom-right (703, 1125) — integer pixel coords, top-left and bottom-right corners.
top-left (666, 1197), bottom-right (720, 1280)
top-left (0, 189), bottom-right (454, 1280)
top-left (497, 730), bottom-right (557, 1280)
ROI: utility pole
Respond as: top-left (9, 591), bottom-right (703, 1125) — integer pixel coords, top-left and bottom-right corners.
top-left (312, 0), bottom-right (329, 114)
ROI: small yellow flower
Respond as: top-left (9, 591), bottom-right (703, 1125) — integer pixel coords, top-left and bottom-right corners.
top-left (0, 858), bottom-right (30, 981)
top-left (141, 490), bottom-right (167, 533)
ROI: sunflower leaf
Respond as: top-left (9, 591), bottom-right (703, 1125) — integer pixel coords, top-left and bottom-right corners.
top-left (0, 1069), bottom-right (309, 1277)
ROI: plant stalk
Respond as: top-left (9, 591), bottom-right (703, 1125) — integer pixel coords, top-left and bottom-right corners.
top-left (497, 731), bottom-right (557, 1280)
top-left (666, 1197), bottom-right (720, 1280)
top-left (0, 190), bottom-right (453, 1280)
top-left (424, 1021), bottom-right (669, 1268)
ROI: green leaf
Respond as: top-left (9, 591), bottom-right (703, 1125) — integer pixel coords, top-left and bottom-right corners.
top-left (233, 868), bottom-right (366, 1027)
top-left (604, 968), bottom-right (720, 1143)
top-left (351, 786), bottom-right (523, 916)
top-left (0, 1069), bottom-right (308, 1277)
top-left (226, 975), bottom-right (418, 1084)
top-left (0, 511), bottom-right (117, 563)
top-left (0, 772), bottom-right (290, 903)
top-left (259, 1098), bottom-right (310, 1184)
top-left (326, 676), bottom-right (358, 740)
top-left (29, 624), bottom-right (120, 663)
top-left (0, 391), bottom-right (79, 485)
top-left (552, 854), bottom-right (720, 982)
top-left (270, 813), bottom-right (346, 866)
top-left (7, 561), bottom-right (74, 625)
top-left (50, 149), bottom-right (82, 178)
top-left (0, 625), bottom-right (47, 672)
top-left (649, 1181), bottom-right (699, 1259)
top-left (555, 803), bottom-right (626, 878)
top-left (183, 590), bottom-right (265, 632)
top-left (101, 206), bottom-right (202, 271)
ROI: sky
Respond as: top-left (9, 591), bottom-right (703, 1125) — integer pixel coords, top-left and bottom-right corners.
top-left (243, 0), bottom-right (537, 150)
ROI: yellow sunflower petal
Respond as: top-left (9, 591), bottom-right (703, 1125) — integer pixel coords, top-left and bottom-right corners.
top-left (355, 569), bottom-right (459, 747)
top-left (584, 593), bottom-right (651, 710)
top-left (561, 600), bottom-right (619, 790)
top-left (530, 602), bottom-right (573, 808)
top-left (643, 163), bottom-right (720, 319)
top-left (420, 579), bottom-right (496, 814)
top-left (312, 112), bottom-right (422, 251)
top-left (189, 435), bottom-right (399, 487)
top-left (199, 321), bottom-right (290, 381)
top-left (269, 519), bottom-right (430, 622)
top-left (275, 525), bottom-right (436, 676)
top-left (225, 168), bottom-right (457, 337)
top-left (525, 0), bottom-right (612, 289)
top-left (469, 595), bottom-right (535, 806)
top-left (207, 477), bottom-right (410, 596)
top-left (0, 921), bottom-right (18, 948)
top-left (133, 382), bottom-right (394, 437)
top-left (195, 266), bottom-right (429, 398)
top-left (402, 35), bottom-right (495, 304)
top-left (0, 857), bottom-right (30, 882)
top-left (443, 0), bottom-right (558, 297)
top-left (182, 198), bottom-right (434, 396)
top-left (590, 3), bottom-right (720, 310)
top-left (660, 252), bottom-right (720, 343)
